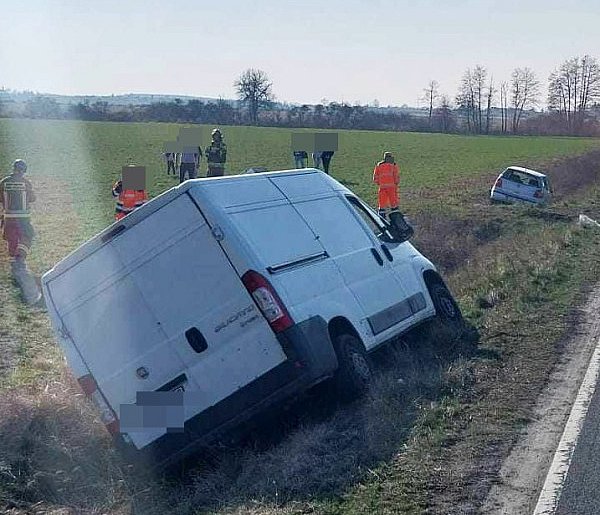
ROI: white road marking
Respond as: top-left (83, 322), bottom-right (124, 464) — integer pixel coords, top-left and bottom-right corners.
top-left (533, 338), bottom-right (600, 514)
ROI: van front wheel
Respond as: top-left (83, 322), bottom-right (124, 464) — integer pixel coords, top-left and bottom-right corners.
top-left (427, 281), bottom-right (464, 341)
top-left (333, 333), bottom-right (372, 399)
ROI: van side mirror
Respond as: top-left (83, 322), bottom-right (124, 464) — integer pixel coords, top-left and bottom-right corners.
top-left (387, 211), bottom-right (414, 243)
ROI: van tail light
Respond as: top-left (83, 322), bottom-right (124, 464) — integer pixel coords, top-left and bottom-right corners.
top-left (534, 189), bottom-right (543, 198)
top-left (77, 374), bottom-right (120, 435)
top-left (242, 270), bottom-right (294, 334)
top-left (495, 178), bottom-right (502, 188)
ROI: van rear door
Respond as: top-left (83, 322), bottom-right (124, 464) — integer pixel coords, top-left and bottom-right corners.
top-left (44, 192), bottom-right (288, 449)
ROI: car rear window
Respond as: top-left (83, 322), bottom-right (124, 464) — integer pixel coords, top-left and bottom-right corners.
top-left (524, 176), bottom-right (540, 188)
top-left (504, 169), bottom-right (540, 188)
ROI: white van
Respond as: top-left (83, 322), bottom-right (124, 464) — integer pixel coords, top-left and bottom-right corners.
top-left (41, 169), bottom-right (462, 468)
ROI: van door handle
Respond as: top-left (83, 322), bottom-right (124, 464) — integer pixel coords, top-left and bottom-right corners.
top-left (381, 244), bottom-right (393, 262)
top-left (371, 248), bottom-right (384, 266)
top-left (185, 327), bottom-right (208, 353)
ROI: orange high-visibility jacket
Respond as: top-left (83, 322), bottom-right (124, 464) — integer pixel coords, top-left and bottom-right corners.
top-left (373, 161), bottom-right (399, 188)
top-left (113, 181), bottom-right (148, 220)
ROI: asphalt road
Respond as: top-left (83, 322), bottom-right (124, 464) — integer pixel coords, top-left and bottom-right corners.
top-left (556, 377), bottom-right (600, 515)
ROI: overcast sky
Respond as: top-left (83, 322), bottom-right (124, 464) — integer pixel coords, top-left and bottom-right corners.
top-left (1, 0), bottom-right (598, 106)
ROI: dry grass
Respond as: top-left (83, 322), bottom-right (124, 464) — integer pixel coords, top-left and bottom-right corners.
top-left (0, 371), bottom-right (128, 514)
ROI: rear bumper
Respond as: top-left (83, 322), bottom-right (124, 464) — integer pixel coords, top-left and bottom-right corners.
top-left (490, 188), bottom-right (546, 205)
top-left (116, 315), bottom-right (337, 470)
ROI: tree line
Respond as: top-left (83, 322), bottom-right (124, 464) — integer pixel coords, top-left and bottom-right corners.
top-left (2, 57), bottom-right (599, 136)
top-left (436, 55), bottom-right (600, 136)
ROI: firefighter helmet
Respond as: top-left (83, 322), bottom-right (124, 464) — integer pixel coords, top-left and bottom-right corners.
top-left (13, 159), bottom-right (27, 173)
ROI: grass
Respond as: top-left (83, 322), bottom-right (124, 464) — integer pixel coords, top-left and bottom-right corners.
top-left (0, 118), bottom-right (600, 514)
top-left (1, 118), bottom-right (599, 235)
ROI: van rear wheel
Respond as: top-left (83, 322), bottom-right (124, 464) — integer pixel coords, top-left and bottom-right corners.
top-left (333, 333), bottom-right (372, 399)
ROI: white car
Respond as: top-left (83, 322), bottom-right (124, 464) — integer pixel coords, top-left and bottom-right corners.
top-left (490, 166), bottom-right (552, 205)
top-left (41, 168), bottom-right (462, 468)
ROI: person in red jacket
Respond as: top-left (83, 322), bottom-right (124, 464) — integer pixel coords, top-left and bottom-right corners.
top-left (112, 180), bottom-right (148, 221)
top-left (373, 151), bottom-right (400, 218)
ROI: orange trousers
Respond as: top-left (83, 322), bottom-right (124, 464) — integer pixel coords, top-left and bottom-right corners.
top-left (378, 187), bottom-right (399, 209)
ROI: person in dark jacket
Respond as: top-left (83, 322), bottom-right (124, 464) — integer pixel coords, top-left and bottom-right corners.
top-left (321, 150), bottom-right (335, 174)
top-left (0, 159), bottom-right (36, 265)
top-left (205, 128), bottom-right (227, 177)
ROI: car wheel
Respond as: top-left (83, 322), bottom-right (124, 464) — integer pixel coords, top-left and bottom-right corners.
top-left (333, 333), bottom-right (372, 399)
top-left (427, 281), bottom-right (464, 341)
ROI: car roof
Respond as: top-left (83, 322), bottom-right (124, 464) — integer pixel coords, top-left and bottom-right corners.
top-left (504, 166), bottom-right (546, 178)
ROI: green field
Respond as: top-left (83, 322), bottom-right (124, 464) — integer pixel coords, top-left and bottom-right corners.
top-left (1, 118), bottom-right (599, 236)
top-left (1, 118), bottom-right (600, 514)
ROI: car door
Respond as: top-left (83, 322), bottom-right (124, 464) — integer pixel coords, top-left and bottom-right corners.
top-left (346, 196), bottom-right (428, 307)
top-left (292, 193), bottom-right (412, 342)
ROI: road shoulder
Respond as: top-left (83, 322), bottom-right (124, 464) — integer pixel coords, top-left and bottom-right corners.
top-left (481, 284), bottom-right (600, 515)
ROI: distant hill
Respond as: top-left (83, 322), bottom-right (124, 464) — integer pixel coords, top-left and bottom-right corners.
top-left (0, 90), bottom-right (240, 107)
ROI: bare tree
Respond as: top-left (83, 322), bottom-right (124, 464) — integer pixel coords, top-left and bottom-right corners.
top-left (423, 80), bottom-right (439, 127)
top-left (499, 81), bottom-right (509, 133)
top-left (548, 56), bottom-right (600, 134)
top-left (456, 66), bottom-right (487, 133)
top-left (472, 66), bottom-right (487, 133)
top-left (234, 68), bottom-right (274, 125)
top-left (511, 67), bottom-right (540, 133)
top-left (456, 70), bottom-right (475, 132)
top-left (485, 77), bottom-right (495, 134)
top-left (435, 95), bottom-right (454, 133)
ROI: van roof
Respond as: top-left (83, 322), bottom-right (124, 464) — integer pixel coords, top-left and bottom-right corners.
top-left (505, 166), bottom-right (546, 178)
top-left (186, 168), bottom-right (351, 207)
top-left (43, 169), bottom-right (351, 281)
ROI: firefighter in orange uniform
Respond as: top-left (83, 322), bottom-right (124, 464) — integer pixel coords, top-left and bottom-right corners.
top-left (373, 151), bottom-right (400, 218)
top-left (112, 178), bottom-right (148, 221)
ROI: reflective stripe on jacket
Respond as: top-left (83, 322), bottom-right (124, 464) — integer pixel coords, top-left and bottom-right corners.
top-left (373, 162), bottom-right (399, 188)
top-left (205, 141), bottom-right (227, 165)
top-left (0, 173), bottom-right (35, 218)
top-left (115, 188), bottom-right (147, 214)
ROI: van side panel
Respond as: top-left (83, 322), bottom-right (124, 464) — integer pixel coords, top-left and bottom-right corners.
top-left (228, 203), bottom-right (323, 268)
